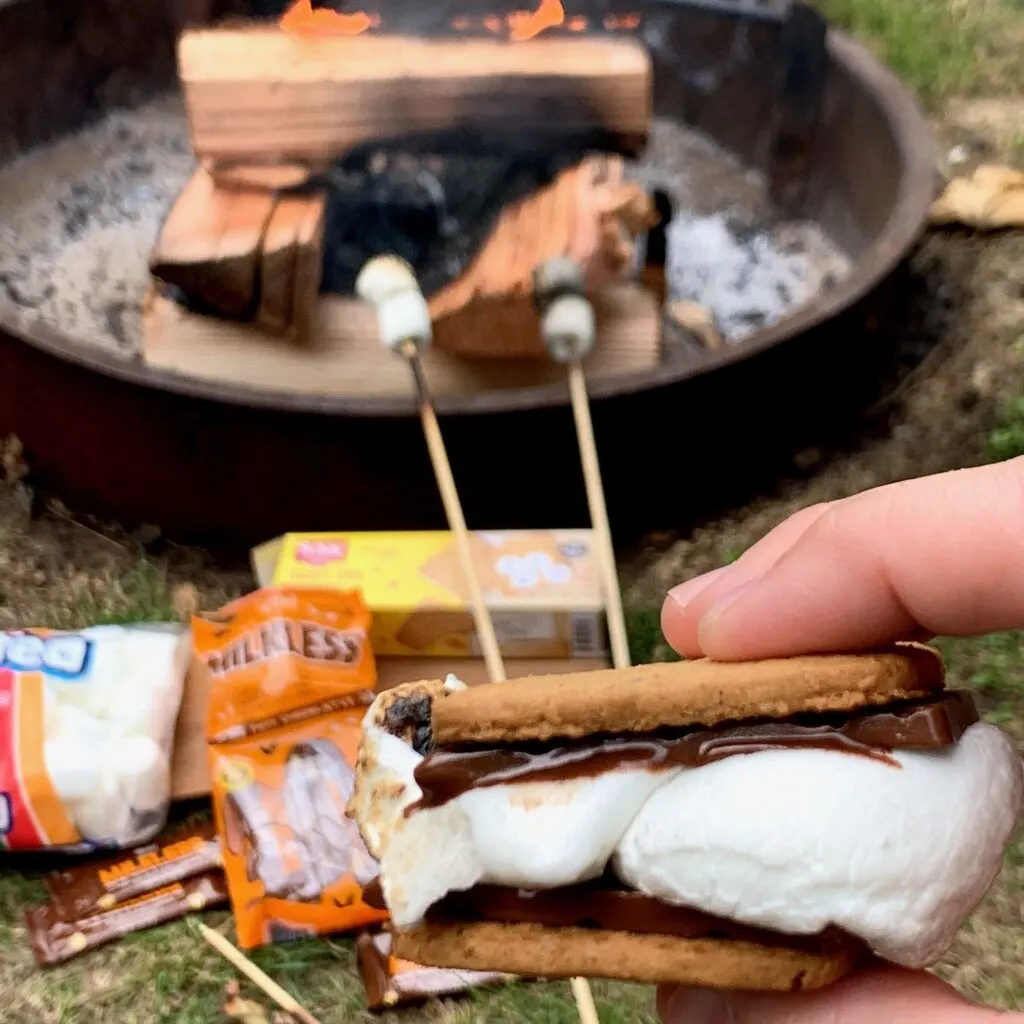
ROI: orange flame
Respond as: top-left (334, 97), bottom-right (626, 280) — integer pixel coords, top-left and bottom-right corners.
top-left (280, 0), bottom-right (638, 41)
top-left (508, 0), bottom-right (564, 40)
top-left (281, 0), bottom-right (379, 36)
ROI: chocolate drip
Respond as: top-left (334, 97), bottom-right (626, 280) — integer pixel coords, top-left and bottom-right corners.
top-left (412, 691), bottom-right (979, 810)
top-left (426, 879), bottom-right (860, 956)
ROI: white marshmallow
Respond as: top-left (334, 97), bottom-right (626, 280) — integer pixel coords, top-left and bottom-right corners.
top-left (112, 736), bottom-right (170, 814)
top-left (373, 738), bottom-right (676, 928)
top-left (614, 723), bottom-right (1023, 968)
top-left (70, 763), bottom-right (131, 843)
top-left (541, 294), bottom-right (596, 363)
top-left (43, 738), bottom-right (102, 804)
top-left (355, 256), bottom-right (432, 352)
top-left (46, 702), bottom-right (112, 748)
top-left (354, 693), bottom-right (1023, 968)
top-left (28, 625), bottom-right (189, 848)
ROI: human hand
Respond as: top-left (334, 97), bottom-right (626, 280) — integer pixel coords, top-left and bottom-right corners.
top-left (662, 456), bottom-right (1024, 661)
top-left (658, 962), bottom-right (1019, 1022)
top-left (657, 457), bottom-right (1024, 1022)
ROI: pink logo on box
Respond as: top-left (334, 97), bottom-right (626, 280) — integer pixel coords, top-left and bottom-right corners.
top-left (295, 540), bottom-right (348, 566)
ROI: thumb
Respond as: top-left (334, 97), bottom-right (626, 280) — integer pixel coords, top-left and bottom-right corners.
top-left (657, 965), bottom-right (1021, 1023)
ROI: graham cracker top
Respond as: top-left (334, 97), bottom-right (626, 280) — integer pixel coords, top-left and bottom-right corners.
top-left (430, 645), bottom-right (945, 745)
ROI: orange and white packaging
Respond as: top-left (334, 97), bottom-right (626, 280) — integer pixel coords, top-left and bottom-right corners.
top-left (193, 588), bottom-right (388, 949)
top-left (0, 625), bottom-right (190, 852)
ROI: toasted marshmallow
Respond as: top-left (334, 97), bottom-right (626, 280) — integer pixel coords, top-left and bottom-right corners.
top-left (614, 722), bottom-right (1023, 967)
top-left (353, 682), bottom-right (1023, 967)
top-left (355, 683), bottom-right (680, 928)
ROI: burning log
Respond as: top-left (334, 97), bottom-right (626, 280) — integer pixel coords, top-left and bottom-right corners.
top-left (428, 154), bottom-right (658, 359)
top-left (150, 153), bottom-right (656, 354)
top-left (177, 28), bottom-right (652, 167)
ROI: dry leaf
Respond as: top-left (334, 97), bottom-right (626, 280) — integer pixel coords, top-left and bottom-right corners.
top-left (665, 300), bottom-right (724, 350)
top-left (224, 980), bottom-right (272, 1024)
top-left (929, 164), bottom-right (1024, 230)
top-left (172, 582), bottom-right (202, 621)
top-left (0, 434), bottom-right (29, 484)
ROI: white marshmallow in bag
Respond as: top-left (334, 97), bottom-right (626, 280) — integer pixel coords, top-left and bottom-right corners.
top-left (6, 624), bottom-right (190, 850)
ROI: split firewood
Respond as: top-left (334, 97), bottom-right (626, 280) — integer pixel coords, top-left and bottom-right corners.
top-left (142, 283), bottom-right (661, 397)
top-left (177, 28), bottom-right (652, 167)
top-left (208, 161), bottom-right (318, 192)
top-left (150, 168), bottom-right (327, 338)
top-left (428, 155), bottom-right (656, 359)
top-left (149, 168), bottom-right (276, 319)
top-left (256, 192), bottom-right (328, 338)
top-left (291, 196), bottom-right (327, 342)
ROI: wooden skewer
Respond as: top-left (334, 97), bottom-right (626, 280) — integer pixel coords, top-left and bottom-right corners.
top-left (568, 360), bottom-right (631, 671)
top-left (196, 922), bottom-right (322, 1024)
top-left (570, 975), bottom-right (602, 1024)
top-left (360, 257), bottom-right (597, 1024)
top-left (400, 340), bottom-right (507, 684)
top-left (404, 345), bottom-right (607, 1024)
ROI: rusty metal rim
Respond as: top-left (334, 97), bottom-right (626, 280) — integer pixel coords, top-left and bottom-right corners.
top-left (0, 28), bottom-right (935, 420)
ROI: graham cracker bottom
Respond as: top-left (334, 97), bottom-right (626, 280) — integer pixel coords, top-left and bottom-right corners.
top-left (393, 920), bottom-right (863, 992)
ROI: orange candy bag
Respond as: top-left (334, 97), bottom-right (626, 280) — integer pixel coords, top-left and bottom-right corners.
top-left (193, 588), bottom-right (387, 949)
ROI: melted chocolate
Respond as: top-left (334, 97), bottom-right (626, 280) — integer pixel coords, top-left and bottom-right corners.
top-left (412, 691), bottom-right (979, 810)
top-left (426, 879), bottom-right (860, 956)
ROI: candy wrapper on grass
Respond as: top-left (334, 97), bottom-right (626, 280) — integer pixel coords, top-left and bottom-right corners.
top-left (0, 625), bottom-right (189, 852)
top-left (193, 588), bottom-right (388, 949)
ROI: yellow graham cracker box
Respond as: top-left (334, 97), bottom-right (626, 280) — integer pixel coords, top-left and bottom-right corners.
top-left (250, 531), bottom-right (607, 659)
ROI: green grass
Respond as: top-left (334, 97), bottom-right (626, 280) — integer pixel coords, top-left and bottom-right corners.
top-left (819, 0), bottom-right (1024, 106)
top-left (989, 394), bottom-right (1024, 463)
top-left (42, 559), bottom-right (179, 630)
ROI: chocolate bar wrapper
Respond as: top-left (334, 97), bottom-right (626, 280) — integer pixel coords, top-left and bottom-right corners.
top-left (26, 871), bottom-right (228, 966)
top-left (356, 930), bottom-right (510, 1010)
top-left (44, 820), bottom-right (221, 922)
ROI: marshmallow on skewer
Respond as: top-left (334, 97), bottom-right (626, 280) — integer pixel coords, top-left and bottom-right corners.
top-left (533, 256), bottom-right (595, 364)
top-left (355, 256), bottom-right (433, 353)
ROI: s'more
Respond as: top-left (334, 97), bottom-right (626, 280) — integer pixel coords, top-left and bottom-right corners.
top-left (347, 644), bottom-right (1024, 991)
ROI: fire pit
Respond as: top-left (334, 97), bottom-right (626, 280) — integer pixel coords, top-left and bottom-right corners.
top-left (0, 0), bottom-right (934, 548)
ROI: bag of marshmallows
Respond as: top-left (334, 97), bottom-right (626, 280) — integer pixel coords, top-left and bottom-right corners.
top-left (0, 625), bottom-right (190, 852)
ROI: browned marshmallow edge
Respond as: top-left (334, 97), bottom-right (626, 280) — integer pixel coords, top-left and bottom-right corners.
top-left (394, 920), bottom-right (864, 991)
top-left (431, 645), bottom-right (945, 744)
top-left (349, 678), bottom-right (452, 860)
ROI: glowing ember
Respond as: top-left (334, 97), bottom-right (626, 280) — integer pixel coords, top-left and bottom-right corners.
top-left (508, 0), bottom-right (565, 39)
top-left (281, 0), bottom-right (379, 36)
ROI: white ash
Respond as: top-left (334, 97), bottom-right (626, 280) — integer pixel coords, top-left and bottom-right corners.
top-left (661, 212), bottom-right (849, 340)
top-left (0, 102), bottom-right (849, 355)
top-left (634, 118), bottom-right (852, 342)
top-left (0, 96), bottom-right (195, 356)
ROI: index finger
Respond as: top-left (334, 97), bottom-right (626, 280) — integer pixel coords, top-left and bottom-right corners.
top-left (662, 458), bottom-right (1024, 661)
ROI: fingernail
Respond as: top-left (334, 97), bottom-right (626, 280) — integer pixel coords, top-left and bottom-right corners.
top-left (696, 579), bottom-right (756, 648)
top-left (663, 988), bottom-right (733, 1024)
top-left (667, 567), bottom-right (730, 612)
